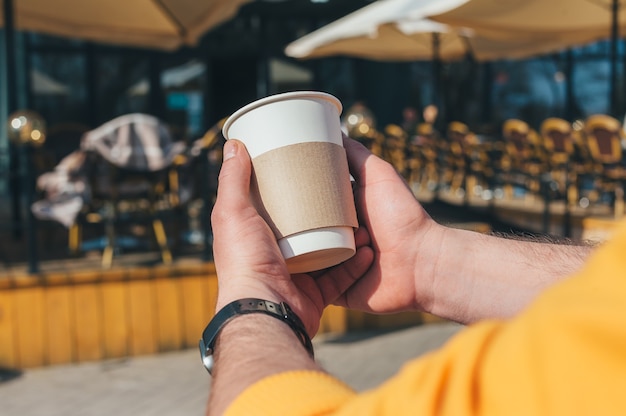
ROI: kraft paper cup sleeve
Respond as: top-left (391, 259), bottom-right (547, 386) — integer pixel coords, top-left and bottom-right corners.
top-left (251, 142), bottom-right (358, 239)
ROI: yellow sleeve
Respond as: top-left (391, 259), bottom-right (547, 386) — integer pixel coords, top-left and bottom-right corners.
top-left (227, 221), bottom-right (626, 415)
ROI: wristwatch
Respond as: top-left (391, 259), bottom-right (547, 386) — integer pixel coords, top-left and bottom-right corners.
top-left (199, 298), bottom-right (314, 374)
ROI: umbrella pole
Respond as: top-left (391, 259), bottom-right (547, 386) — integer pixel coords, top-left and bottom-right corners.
top-left (481, 62), bottom-right (493, 125)
top-left (256, 18), bottom-right (270, 98)
top-left (565, 49), bottom-right (575, 121)
top-left (610, 0), bottom-right (619, 117)
top-left (432, 33), bottom-right (443, 130)
top-left (3, 0), bottom-right (39, 273)
top-left (3, 0), bottom-right (17, 113)
top-left (3, 0), bottom-right (23, 240)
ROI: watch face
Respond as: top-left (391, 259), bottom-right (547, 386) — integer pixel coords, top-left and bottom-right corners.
top-left (202, 354), bottom-right (214, 374)
top-left (199, 339), bottom-right (214, 373)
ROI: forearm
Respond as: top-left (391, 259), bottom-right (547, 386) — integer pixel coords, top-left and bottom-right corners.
top-left (429, 226), bottom-right (594, 324)
top-left (207, 313), bottom-right (322, 416)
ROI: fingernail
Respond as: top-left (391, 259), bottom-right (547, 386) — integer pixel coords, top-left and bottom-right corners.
top-left (223, 140), bottom-right (238, 161)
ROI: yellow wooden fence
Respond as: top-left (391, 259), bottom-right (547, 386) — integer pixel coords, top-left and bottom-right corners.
top-left (0, 261), bottom-right (427, 370)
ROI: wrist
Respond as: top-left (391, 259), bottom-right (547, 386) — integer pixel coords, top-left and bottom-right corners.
top-left (207, 313), bottom-right (320, 416)
top-left (201, 298), bottom-right (314, 375)
top-left (215, 279), bottom-right (287, 312)
top-left (427, 226), bottom-right (481, 322)
top-left (412, 220), bottom-right (447, 314)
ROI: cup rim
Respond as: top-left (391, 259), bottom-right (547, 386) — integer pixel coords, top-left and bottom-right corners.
top-left (222, 91), bottom-right (342, 140)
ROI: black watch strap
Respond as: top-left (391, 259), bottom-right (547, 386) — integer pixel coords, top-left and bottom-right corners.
top-left (199, 298), bottom-right (314, 374)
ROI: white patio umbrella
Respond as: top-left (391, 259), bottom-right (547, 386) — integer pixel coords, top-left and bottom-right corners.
top-left (285, 0), bottom-right (466, 61)
top-left (0, 0), bottom-right (252, 50)
top-left (286, 17), bottom-right (596, 62)
top-left (430, 0), bottom-right (626, 115)
top-left (431, 0), bottom-right (623, 38)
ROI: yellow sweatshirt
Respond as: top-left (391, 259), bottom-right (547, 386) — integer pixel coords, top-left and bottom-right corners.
top-left (227, 221), bottom-right (626, 415)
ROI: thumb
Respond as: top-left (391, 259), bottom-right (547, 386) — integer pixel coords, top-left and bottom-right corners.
top-left (214, 139), bottom-right (252, 212)
top-left (342, 133), bottom-right (374, 183)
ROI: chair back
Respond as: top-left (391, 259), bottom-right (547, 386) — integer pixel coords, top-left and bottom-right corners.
top-left (584, 114), bottom-right (623, 165)
top-left (502, 119), bottom-right (530, 146)
top-left (540, 117), bottom-right (574, 165)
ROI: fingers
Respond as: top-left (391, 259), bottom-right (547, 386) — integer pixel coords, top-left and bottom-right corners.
top-left (212, 140), bottom-right (251, 220)
top-left (313, 244), bottom-right (374, 307)
top-left (307, 227), bottom-right (373, 306)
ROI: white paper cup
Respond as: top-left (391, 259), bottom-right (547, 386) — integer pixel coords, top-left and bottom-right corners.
top-left (222, 91), bottom-right (357, 273)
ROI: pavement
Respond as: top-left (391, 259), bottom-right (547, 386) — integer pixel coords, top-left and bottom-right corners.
top-left (0, 321), bottom-right (463, 416)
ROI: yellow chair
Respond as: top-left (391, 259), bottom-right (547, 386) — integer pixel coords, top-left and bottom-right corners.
top-left (441, 121), bottom-right (470, 195)
top-left (412, 122), bottom-right (440, 192)
top-left (503, 119), bottom-right (545, 166)
top-left (584, 114), bottom-right (623, 166)
top-left (540, 117), bottom-right (574, 162)
top-left (540, 117), bottom-right (579, 210)
top-left (582, 114), bottom-right (626, 215)
top-left (382, 124), bottom-right (408, 178)
top-left (501, 119), bottom-right (544, 196)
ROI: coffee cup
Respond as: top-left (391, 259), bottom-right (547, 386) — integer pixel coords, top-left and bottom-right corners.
top-left (222, 91), bottom-right (358, 273)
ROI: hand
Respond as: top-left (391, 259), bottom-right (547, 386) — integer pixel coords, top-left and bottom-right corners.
top-left (334, 136), bottom-right (442, 315)
top-left (339, 137), bottom-right (593, 324)
top-left (210, 139), bottom-right (374, 336)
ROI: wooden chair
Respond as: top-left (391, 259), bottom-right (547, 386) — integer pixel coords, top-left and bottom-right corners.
top-left (584, 114), bottom-right (623, 167)
top-left (412, 122), bottom-right (440, 192)
top-left (500, 119), bottom-right (539, 196)
top-left (582, 114), bottom-right (626, 214)
top-left (440, 121), bottom-right (470, 196)
top-left (78, 155), bottom-right (175, 268)
top-left (541, 118), bottom-right (574, 164)
top-left (70, 114), bottom-right (185, 268)
top-left (445, 122), bottom-right (493, 200)
top-left (382, 124), bottom-right (408, 179)
top-left (540, 117), bottom-right (578, 204)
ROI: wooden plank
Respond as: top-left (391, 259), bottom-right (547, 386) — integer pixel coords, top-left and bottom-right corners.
top-left (206, 275), bottom-right (218, 322)
top-left (13, 287), bottom-right (45, 368)
top-left (73, 283), bottom-right (103, 362)
top-left (101, 281), bottom-right (129, 359)
top-left (181, 276), bottom-right (208, 348)
top-left (128, 279), bottom-right (157, 356)
top-left (155, 277), bottom-right (183, 352)
top-left (44, 285), bottom-right (74, 365)
top-left (0, 290), bottom-right (17, 368)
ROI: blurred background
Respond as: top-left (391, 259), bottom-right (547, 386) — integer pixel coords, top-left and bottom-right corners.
top-left (2, 0), bottom-right (626, 273)
top-left (2, 0), bottom-right (626, 391)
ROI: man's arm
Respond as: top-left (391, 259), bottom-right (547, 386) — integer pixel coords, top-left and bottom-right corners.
top-left (207, 314), bottom-right (321, 415)
top-left (428, 227), bottom-right (594, 323)
top-left (332, 137), bottom-right (595, 324)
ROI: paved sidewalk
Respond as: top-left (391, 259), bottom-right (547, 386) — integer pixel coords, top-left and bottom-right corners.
top-left (0, 322), bottom-right (462, 416)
